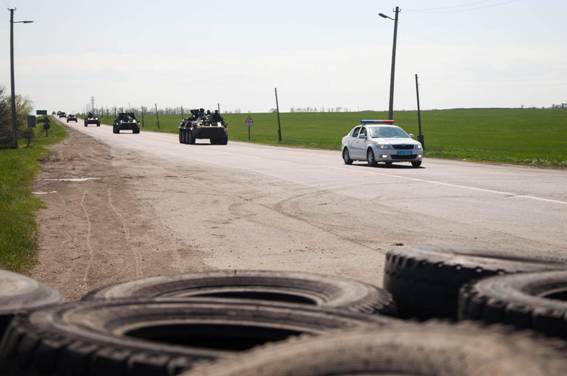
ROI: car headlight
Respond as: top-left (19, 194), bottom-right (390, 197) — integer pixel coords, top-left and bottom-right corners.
top-left (378, 144), bottom-right (393, 150)
top-left (416, 144), bottom-right (422, 150)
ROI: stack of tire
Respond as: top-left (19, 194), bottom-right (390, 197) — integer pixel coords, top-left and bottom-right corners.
top-left (1, 267), bottom-right (566, 376)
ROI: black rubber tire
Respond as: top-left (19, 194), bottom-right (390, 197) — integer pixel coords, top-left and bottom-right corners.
top-left (384, 246), bottom-right (567, 319)
top-left (113, 127), bottom-right (119, 134)
top-left (367, 148), bottom-right (377, 167)
top-left (412, 161), bottom-right (422, 168)
top-left (97, 122), bottom-right (100, 127)
top-left (133, 129), bottom-right (140, 134)
top-left (0, 299), bottom-right (392, 376)
top-left (82, 270), bottom-right (396, 315)
top-left (219, 138), bottom-right (228, 145)
top-left (184, 321), bottom-right (567, 376)
top-left (188, 131), bottom-right (195, 144)
top-left (0, 270), bottom-right (63, 339)
top-left (459, 271), bottom-right (567, 338)
top-left (179, 130), bottom-right (184, 143)
top-left (342, 148), bottom-right (352, 165)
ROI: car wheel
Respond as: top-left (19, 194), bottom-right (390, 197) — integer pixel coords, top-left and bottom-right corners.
top-left (412, 161), bottom-right (422, 168)
top-left (384, 246), bottom-right (567, 319)
top-left (342, 148), bottom-right (353, 165)
top-left (367, 149), bottom-right (377, 167)
top-left (188, 131), bottom-right (195, 145)
top-left (179, 130), bottom-right (184, 143)
top-left (385, 162), bottom-right (393, 167)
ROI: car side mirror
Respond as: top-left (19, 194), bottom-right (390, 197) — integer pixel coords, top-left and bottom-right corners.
top-left (409, 133), bottom-right (415, 139)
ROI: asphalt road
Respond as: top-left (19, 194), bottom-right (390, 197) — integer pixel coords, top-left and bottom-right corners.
top-left (55, 120), bottom-right (567, 286)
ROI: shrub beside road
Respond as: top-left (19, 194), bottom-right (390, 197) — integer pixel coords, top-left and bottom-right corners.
top-left (0, 120), bottom-right (67, 272)
top-left (101, 108), bottom-right (567, 167)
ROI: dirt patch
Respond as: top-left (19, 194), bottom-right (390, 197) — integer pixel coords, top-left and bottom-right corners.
top-left (31, 128), bottom-right (209, 300)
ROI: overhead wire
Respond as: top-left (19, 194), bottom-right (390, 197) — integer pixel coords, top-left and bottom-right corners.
top-left (405, 0), bottom-right (524, 13)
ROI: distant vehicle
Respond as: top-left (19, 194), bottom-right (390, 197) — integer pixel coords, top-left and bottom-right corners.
top-left (341, 120), bottom-right (423, 168)
top-left (179, 109), bottom-right (228, 145)
top-left (58, 112), bottom-right (67, 118)
top-left (113, 112), bottom-right (140, 134)
top-left (66, 114), bottom-right (78, 123)
top-left (84, 112), bottom-right (100, 127)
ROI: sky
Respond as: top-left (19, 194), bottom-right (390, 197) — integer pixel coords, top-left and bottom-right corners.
top-left (0, 0), bottom-right (565, 113)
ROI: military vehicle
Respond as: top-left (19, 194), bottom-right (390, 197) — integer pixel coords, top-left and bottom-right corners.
top-left (112, 112), bottom-right (140, 134)
top-left (179, 109), bottom-right (228, 145)
top-left (84, 112), bottom-right (101, 127)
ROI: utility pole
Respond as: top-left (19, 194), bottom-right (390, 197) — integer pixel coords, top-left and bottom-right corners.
top-left (9, 9), bottom-right (16, 148)
top-left (217, 103), bottom-right (221, 113)
top-left (388, 6), bottom-right (400, 120)
top-left (90, 96), bottom-right (95, 114)
top-left (415, 74), bottom-right (425, 149)
top-left (380, 6), bottom-right (400, 120)
top-left (8, 9), bottom-right (33, 148)
top-left (275, 88), bottom-right (282, 143)
top-left (155, 103), bottom-right (160, 129)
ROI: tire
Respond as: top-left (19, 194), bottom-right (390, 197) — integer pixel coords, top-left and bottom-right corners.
top-left (385, 162), bottom-right (393, 167)
top-left (384, 246), bottom-right (567, 319)
top-left (83, 270), bottom-right (396, 315)
top-left (188, 131), bottom-right (195, 145)
top-left (184, 321), bottom-right (567, 376)
top-left (459, 271), bottom-right (567, 338)
top-left (133, 129), bottom-right (140, 134)
top-left (97, 122), bottom-right (100, 127)
top-left (0, 299), bottom-right (392, 376)
top-left (113, 127), bottom-right (119, 134)
top-left (342, 148), bottom-right (353, 165)
top-left (367, 149), bottom-right (377, 167)
top-left (179, 130), bottom-right (184, 144)
top-left (219, 137), bottom-right (228, 145)
top-left (412, 161), bottom-right (422, 168)
top-left (0, 270), bottom-right (63, 339)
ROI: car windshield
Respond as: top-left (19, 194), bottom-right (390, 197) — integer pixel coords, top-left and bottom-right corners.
top-left (369, 127), bottom-right (409, 139)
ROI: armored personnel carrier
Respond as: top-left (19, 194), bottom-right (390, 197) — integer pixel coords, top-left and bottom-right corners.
top-left (84, 112), bottom-right (100, 127)
top-left (113, 112), bottom-right (140, 134)
top-left (179, 109), bottom-right (228, 145)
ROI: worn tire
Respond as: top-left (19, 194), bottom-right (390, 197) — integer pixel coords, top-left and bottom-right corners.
top-left (83, 270), bottom-right (396, 315)
top-left (384, 247), bottom-right (567, 319)
top-left (459, 271), bottom-right (567, 338)
top-left (0, 270), bottom-right (63, 339)
top-left (184, 321), bottom-right (567, 376)
top-left (0, 299), bottom-right (392, 376)
top-left (367, 148), bottom-right (377, 167)
top-left (342, 148), bottom-right (353, 165)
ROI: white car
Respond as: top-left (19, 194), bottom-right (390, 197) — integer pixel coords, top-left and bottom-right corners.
top-left (341, 120), bottom-right (423, 168)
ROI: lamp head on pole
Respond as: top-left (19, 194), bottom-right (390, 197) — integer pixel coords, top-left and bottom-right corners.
top-left (379, 13), bottom-right (393, 20)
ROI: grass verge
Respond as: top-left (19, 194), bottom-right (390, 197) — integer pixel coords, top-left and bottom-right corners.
top-left (0, 120), bottom-right (67, 272)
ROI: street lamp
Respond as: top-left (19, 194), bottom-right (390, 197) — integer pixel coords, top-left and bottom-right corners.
top-left (379, 6), bottom-right (400, 121)
top-left (9, 8), bottom-right (33, 148)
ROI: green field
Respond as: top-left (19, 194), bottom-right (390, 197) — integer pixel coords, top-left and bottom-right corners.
top-left (101, 108), bottom-right (567, 167)
top-left (0, 121), bottom-right (67, 272)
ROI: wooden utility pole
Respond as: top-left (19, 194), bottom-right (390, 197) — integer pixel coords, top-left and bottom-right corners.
top-left (275, 88), bottom-right (282, 143)
top-left (155, 104), bottom-right (160, 129)
top-left (415, 74), bottom-right (425, 149)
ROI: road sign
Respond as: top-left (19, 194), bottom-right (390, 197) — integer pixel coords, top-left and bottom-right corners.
top-left (245, 115), bottom-right (254, 128)
top-left (36, 110), bottom-right (47, 115)
top-left (245, 115), bottom-right (253, 141)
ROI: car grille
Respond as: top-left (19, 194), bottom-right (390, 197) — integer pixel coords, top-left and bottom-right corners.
top-left (392, 144), bottom-right (414, 150)
top-left (392, 155), bottom-right (418, 160)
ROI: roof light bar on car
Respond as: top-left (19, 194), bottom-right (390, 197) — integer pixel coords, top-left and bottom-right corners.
top-left (360, 120), bottom-right (395, 125)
